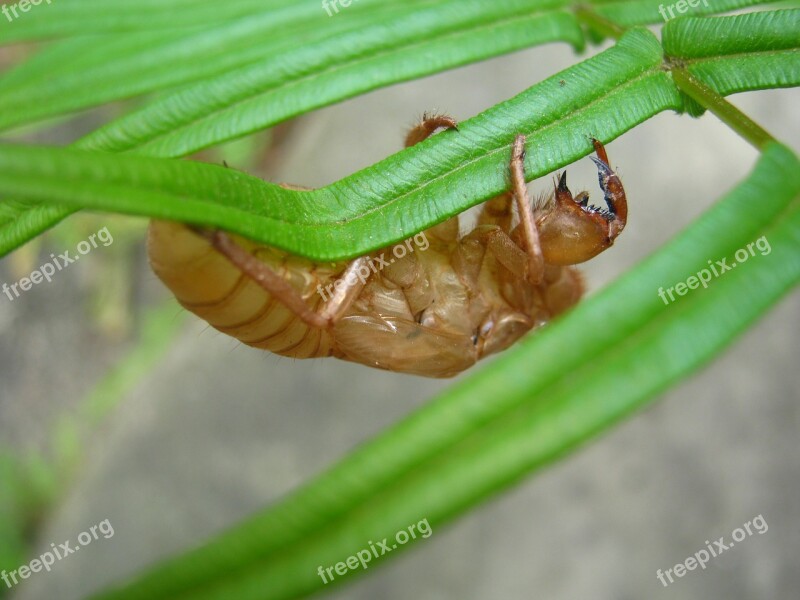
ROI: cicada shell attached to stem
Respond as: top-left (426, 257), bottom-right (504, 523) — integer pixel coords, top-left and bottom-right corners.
top-left (148, 116), bottom-right (627, 377)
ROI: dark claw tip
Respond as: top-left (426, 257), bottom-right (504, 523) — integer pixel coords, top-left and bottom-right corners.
top-left (590, 156), bottom-right (613, 176)
top-left (557, 171), bottom-right (568, 191)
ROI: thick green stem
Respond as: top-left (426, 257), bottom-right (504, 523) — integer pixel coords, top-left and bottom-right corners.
top-left (574, 6), bottom-right (625, 40)
top-left (574, 7), bottom-right (777, 151)
top-left (671, 68), bottom-right (776, 151)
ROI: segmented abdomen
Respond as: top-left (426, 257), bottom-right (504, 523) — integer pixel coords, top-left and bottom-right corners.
top-left (147, 220), bottom-right (340, 359)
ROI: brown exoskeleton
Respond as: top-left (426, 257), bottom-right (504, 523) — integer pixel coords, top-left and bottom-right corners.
top-left (147, 115), bottom-right (627, 377)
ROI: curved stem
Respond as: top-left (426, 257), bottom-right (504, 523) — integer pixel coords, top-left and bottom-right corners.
top-left (670, 68), bottom-right (776, 151)
top-left (574, 6), bottom-right (626, 40)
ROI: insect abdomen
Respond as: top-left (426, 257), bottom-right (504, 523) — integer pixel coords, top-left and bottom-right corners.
top-left (147, 220), bottom-right (335, 359)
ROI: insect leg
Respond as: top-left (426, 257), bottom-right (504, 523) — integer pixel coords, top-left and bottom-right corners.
top-left (589, 138), bottom-right (627, 239)
top-left (459, 134), bottom-right (549, 286)
top-left (536, 138), bottom-right (628, 265)
top-left (405, 112), bottom-right (459, 148)
top-left (317, 256), bottom-right (372, 323)
top-left (509, 134), bottom-right (545, 284)
top-left (195, 228), bottom-right (368, 329)
top-left (405, 112), bottom-right (461, 241)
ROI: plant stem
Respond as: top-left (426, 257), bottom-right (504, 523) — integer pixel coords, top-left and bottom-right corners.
top-left (574, 6), bottom-right (777, 151)
top-left (671, 68), bottom-right (776, 151)
top-left (574, 6), bottom-right (626, 40)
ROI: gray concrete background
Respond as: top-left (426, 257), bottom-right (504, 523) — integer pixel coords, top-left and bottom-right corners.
top-left (1, 37), bottom-right (799, 600)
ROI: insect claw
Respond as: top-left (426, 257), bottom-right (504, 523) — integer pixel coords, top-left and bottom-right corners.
top-left (554, 170), bottom-right (575, 206)
top-left (589, 139), bottom-right (627, 233)
top-left (557, 171), bottom-right (568, 192)
top-left (590, 137), bottom-right (610, 165)
top-left (590, 155), bottom-right (613, 178)
top-left (589, 155), bottom-right (617, 215)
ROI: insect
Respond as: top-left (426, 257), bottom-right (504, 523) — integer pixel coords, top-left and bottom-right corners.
top-left (147, 114), bottom-right (627, 377)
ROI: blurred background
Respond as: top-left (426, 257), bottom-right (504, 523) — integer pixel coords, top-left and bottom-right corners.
top-left (0, 35), bottom-right (798, 600)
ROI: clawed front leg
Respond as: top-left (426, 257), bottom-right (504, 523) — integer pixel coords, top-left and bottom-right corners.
top-left (588, 138), bottom-right (627, 239)
top-left (538, 138), bottom-right (628, 265)
top-left (476, 135), bottom-right (628, 278)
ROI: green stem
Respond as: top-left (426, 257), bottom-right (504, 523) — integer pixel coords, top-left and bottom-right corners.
top-left (671, 68), bottom-right (776, 151)
top-left (574, 6), bottom-right (626, 40)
